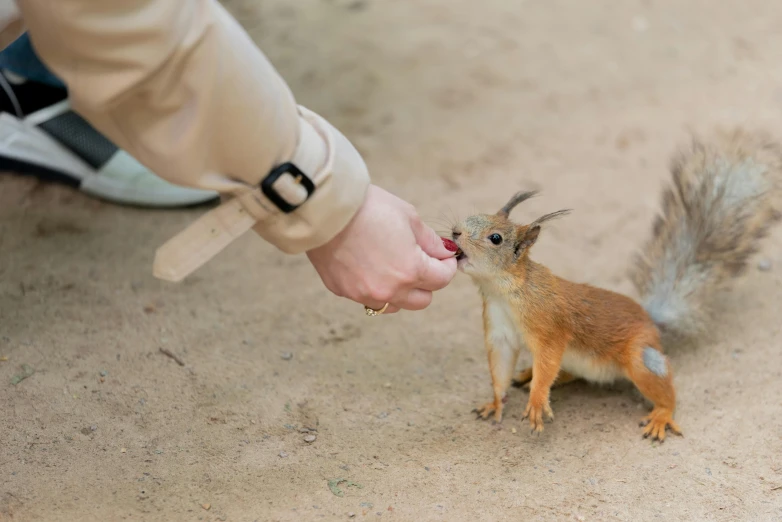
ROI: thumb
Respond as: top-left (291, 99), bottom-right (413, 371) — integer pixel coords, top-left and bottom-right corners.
top-left (412, 217), bottom-right (455, 260)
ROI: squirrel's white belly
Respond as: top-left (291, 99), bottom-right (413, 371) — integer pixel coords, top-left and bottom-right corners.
top-left (485, 297), bottom-right (523, 348)
top-left (560, 348), bottom-right (624, 384)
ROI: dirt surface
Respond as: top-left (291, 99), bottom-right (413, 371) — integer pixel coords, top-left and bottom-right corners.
top-left (2, 0), bottom-right (782, 520)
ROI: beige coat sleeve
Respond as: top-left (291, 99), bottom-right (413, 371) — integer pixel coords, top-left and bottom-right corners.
top-left (9, 0), bottom-right (370, 257)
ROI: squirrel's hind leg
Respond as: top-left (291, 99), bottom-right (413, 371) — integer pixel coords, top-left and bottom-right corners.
top-left (626, 344), bottom-right (682, 442)
top-left (512, 367), bottom-right (577, 391)
top-left (512, 367), bottom-right (534, 387)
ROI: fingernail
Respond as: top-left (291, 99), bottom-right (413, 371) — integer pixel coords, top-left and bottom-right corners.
top-left (441, 237), bottom-right (458, 252)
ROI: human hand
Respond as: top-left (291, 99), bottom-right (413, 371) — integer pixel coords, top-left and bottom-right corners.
top-left (306, 185), bottom-right (457, 314)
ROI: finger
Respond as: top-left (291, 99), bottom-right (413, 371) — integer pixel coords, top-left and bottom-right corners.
top-left (415, 250), bottom-right (457, 291)
top-left (391, 288), bottom-right (433, 311)
top-left (412, 217), bottom-right (454, 260)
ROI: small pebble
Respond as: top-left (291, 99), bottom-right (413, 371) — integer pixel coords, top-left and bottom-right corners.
top-left (303, 434), bottom-right (317, 443)
top-left (281, 352), bottom-right (293, 361)
top-left (121, 448), bottom-right (127, 453)
top-left (99, 370), bottom-right (108, 377)
top-left (377, 412), bottom-right (388, 419)
top-left (511, 427), bottom-right (517, 434)
top-left (348, 513), bottom-right (356, 518)
top-left (90, 425), bottom-right (97, 432)
top-left (758, 259), bottom-right (772, 271)
top-left (279, 451), bottom-right (288, 458)
top-left (383, 382), bottom-right (391, 388)
top-left (202, 503), bottom-right (211, 511)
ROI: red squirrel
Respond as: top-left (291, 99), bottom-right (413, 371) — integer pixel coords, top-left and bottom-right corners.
top-left (449, 128), bottom-right (782, 441)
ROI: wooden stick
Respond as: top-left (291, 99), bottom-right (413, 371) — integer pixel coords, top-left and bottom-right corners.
top-left (158, 347), bottom-right (185, 366)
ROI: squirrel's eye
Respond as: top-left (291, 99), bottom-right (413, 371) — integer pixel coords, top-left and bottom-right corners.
top-left (489, 233), bottom-right (503, 245)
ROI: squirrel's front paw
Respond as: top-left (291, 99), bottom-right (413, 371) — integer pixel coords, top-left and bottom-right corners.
top-left (522, 399), bottom-right (553, 434)
top-left (472, 398), bottom-right (504, 423)
top-left (639, 407), bottom-right (682, 442)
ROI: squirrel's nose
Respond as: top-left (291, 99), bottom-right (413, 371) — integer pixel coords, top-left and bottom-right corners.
top-left (452, 230), bottom-right (462, 239)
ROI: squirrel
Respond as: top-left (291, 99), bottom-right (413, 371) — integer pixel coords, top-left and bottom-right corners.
top-left (450, 127), bottom-right (782, 442)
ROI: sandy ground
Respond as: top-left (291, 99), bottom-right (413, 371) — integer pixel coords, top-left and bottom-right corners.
top-left (2, 0), bottom-right (782, 520)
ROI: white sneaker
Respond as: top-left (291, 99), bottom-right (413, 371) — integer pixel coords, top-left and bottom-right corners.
top-left (0, 70), bottom-right (218, 207)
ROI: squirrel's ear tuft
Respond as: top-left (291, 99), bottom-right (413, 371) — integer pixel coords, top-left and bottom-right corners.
top-left (497, 190), bottom-right (538, 218)
top-left (530, 209), bottom-right (572, 227)
top-left (513, 209), bottom-right (571, 260)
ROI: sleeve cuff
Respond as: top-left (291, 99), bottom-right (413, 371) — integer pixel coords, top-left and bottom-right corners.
top-left (241, 105), bottom-right (371, 254)
top-left (151, 106), bottom-right (371, 282)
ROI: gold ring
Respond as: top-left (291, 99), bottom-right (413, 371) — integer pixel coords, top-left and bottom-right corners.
top-left (364, 303), bottom-right (389, 316)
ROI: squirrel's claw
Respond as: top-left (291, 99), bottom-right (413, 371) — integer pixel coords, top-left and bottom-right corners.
top-left (473, 400), bottom-right (503, 423)
top-left (639, 408), bottom-right (682, 442)
top-left (522, 400), bottom-right (552, 434)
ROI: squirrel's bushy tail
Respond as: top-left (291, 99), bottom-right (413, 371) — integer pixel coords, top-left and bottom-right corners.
top-left (629, 128), bottom-right (782, 341)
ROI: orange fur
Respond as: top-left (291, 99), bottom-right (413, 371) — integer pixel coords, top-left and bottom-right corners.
top-left (473, 254), bottom-right (677, 438)
top-left (454, 128), bottom-right (782, 442)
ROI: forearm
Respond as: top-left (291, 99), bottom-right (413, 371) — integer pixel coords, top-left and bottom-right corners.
top-left (15, 0), bottom-right (370, 254)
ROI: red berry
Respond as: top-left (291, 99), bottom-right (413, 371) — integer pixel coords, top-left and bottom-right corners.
top-left (441, 237), bottom-right (458, 252)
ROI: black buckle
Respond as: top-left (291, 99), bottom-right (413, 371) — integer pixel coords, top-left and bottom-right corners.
top-left (260, 162), bottom-right (315, 213)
